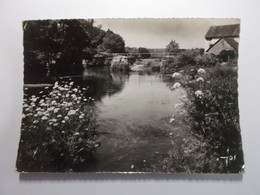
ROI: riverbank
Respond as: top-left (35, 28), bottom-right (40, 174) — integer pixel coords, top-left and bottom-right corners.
top-left (158, 59), bottom-right (244, 173)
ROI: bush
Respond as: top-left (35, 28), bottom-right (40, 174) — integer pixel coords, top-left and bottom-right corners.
top-left (182, 66), bottom-right (244, 172)
top-left (16, 81), bottom-right (99, 172)
top-left (196, 53), bottom-right (218, 67)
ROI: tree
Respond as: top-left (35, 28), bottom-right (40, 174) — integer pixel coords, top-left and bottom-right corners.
top-left (166, 40), bottom-right (179, 53)
top-left (98, 29), bottom-right (125, 53)
top-left (138, 47), bottom-right (151, 58)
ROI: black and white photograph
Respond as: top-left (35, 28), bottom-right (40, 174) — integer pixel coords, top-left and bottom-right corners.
top-left (16, 18), bottom-right (244, 173)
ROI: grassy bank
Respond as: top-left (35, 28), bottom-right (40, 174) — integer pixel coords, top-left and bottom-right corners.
top-left (158, 51), bottom-right (244, 173)
top-left (16, 81), bottom-right (99, 172)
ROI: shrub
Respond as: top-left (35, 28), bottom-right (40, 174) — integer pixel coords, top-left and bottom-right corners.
top-left (196, 53), bottom-right (218, 67)
top-left (182, 66), bottom-right (244, 172)
top-left (16, 81), bottom-right (99, 172)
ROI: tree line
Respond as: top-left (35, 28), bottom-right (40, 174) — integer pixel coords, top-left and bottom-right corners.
top-left (23, 19), bottom-right (125, 83)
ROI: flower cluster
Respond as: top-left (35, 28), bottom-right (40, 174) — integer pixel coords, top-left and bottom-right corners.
top-left (17, 81), bottom-right (99, 172)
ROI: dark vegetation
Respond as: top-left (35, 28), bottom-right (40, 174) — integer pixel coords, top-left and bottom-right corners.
top-left (24, 19), bottom-right (125, 83)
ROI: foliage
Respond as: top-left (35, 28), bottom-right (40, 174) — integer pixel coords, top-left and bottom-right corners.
top-left (16, 82), bottom-right (99, 172)
top-left (166, 40), bottom-right (179, 53)
top-left (178, 66), bottom-right (244, 172)
top-left (195, 53), bottom-right (218, 67)
top-left (98, 29), bottom-right (125, 53)
top-left (218, 50), bottom-right (236, 62)
top-left (137, 47), bottom-right (151, 58)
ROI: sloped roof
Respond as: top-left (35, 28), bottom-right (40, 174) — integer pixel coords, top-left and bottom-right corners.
top-left (206, 38), bottom-right (239, 52)
top-left (205, 24), bottom-right (240, 40)
top-left (224, 38), bottom-right (239, 51)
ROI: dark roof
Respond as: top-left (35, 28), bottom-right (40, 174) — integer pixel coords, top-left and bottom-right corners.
top-left (206, 38), bottom-right (239, 52)
top-left (205, 24), bottom-right (240, 40)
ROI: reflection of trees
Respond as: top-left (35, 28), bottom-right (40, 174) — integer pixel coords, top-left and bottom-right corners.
top-left (81, 68), bottom-right (129, 101)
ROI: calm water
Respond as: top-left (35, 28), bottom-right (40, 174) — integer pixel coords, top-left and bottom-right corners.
top-left (81, 68), bottom-right (184, 172)
top-left (26, 67), bottom-right (186, 172)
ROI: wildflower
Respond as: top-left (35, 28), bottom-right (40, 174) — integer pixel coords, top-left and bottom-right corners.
top-left (74, 132), bottom-right (80, 135)
top-left (39, 91), bottom-right (43, 94)
top-left (33, 120), bottom-right (39, 124)
top-left (72, 88), bottom-right (78, 93)
top-left (196, 77), bottom-right (204, 82)
top-left (68, 110), bottom-right (77, 116)
top-left (61, 131), bottom-right (65, 134)
top-left (171, 82), bottom-right (181, 89)
top-left (131, 164), bottom-right (134, 169)
top-left (44, 86), bottom-right (49, 89)
top-left (64, 116), bottom-right (69, 121)
top-left (69, 81), bottom-right (74, 86)
top-left (22, 114), bottom-right (26, 119)
top-left (39, 99), bottom-right (44, 104)
top-left (53, 123), bottom-right (59, 126)
top-left (82, 88), bottom-right (86, 90)
top-left (53, 108), bottom-right (59, 113)
top-left (71, 94), bottom-right (77, 99)
top-left (57, 115), bottom-right (62, 118)
top-left (65, 94), bottom-right (70, 98)
top-left (51, 119), bottom-right (57, 122)
top-left (36, 108), bottom-right (41, 111)
top-left (41, 116), bottom-right (48, 120)
top-left (197, 68), bottom-right (206, 74)
top-left (61, 120), bottom-right (66, 123)
top-left (25, 108), bottom-right (30, 112)
top-left (31, 97), bottom-right (37, 102)
top-left (51, 100), bottom-right (57, 105)
top-left (171, 72), bottom-right (181, 79)
top-left (195, 90), bottom-right (204, 98)
top-left (79, 114), bottom-right (85, 119)
top-left (83, 98), bottom-right (87, 102)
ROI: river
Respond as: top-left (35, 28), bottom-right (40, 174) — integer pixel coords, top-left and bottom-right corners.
top-left (80, 68), bottom-right (185, 172)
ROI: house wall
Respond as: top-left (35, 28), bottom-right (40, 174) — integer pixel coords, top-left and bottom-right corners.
top-left (207, 39), bottom-right (236, 55)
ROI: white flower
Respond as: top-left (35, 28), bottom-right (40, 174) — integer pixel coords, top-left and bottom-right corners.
top-left (61, 120), bottom-right (66, 123)
top-left (41, 116), bottom-right (48, 120)
top-left (65, 94), bottom-right (70, 98)
top-left (74, 132), bottom-right (80, 135)
top-left (72, 88), bottom-right (78, 93)
top-left (69, 81), bottom-right (74, 86)
top-left (171, 82), bottom-right (181, 89)
top-left (57, 115), bottom-right (62, 118)
top-left (68, 110), bottom-right (77, 116)
top-left (51, 100), bottom-right (57, 105)
top-left (64, 116), bottom-right (69, 121)
top-left (51, 119), bottom-right (57, 122)
top-left (195, 90), bottom-right (204, 98)
top-left (53, 123), bottom-right (59, 126)
top-left (36, 108), bottom-right (41, 111)
top-left (197, 68), bottom-right (206, 74)
top-left (54, 108), bottom-right (60, 113)
top-left (71, 94), bottom-right (77, 99)
top-left (171, 72), bottom-right (182, 79)
top-left (33, 120), bottom-right (39, 124)
top-left (82, 88), bottom-right (86, 90)
top-left (196, 77), bottom-right (204, 82)
top-left (39, 99), bottom-right (44, 104)
top-left (31, 97), bottom-right (37, 102)
top-left (79, 114), bottom-right (85, 119)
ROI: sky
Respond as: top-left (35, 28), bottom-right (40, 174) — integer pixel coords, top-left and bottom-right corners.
top-left (94, 18), bottom-right (240, 49)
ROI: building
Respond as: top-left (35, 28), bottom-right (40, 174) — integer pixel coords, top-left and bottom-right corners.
top-left (205, 24), bottom-right (240, 55)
